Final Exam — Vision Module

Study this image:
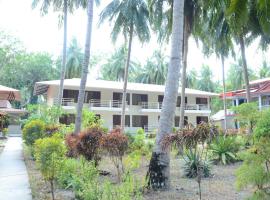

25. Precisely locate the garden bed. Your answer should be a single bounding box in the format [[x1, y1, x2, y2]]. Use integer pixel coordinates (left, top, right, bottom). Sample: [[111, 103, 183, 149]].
[[23, 145, 75, 200], [99, 155, 251, 200]]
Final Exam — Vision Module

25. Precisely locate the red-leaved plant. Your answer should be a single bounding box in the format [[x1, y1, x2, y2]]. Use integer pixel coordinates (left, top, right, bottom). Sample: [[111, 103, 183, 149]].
[[101, 128, 128, 182]]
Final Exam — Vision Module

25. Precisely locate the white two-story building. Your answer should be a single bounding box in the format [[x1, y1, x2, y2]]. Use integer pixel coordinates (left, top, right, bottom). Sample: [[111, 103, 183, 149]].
[[34, 79, 218, 133]]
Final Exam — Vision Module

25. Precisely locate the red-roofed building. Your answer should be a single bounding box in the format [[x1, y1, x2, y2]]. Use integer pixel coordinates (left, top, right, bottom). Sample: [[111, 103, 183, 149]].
[[221, 78, 270, 110]]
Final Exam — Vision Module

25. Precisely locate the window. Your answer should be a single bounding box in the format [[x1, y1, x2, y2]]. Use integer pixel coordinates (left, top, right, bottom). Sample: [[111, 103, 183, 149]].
[[196, 116, 209, 124], [132, 115, 148, 128], [174, 116, 188, 127], [176, 96, 188, 107], [85, 91, 101, 103], [113, 92, 130, 105], [159, 95, 187, 107], [132, 94, 148, 105], [113, 115, 130, 127], [196, 97, 208, 104], [63, 90, 79, 102]]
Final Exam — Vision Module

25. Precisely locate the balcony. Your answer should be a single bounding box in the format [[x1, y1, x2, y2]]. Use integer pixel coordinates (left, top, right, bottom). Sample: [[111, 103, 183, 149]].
[[140, 102, 210, 113], [89, 100, 128, 111]]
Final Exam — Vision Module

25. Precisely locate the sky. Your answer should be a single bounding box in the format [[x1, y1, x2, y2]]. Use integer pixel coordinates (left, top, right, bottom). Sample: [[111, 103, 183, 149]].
[[0, 0, 269, 82]]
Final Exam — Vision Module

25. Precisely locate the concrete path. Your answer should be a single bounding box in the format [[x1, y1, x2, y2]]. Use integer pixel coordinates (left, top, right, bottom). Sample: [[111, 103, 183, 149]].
[[0, 137, 32, 200]]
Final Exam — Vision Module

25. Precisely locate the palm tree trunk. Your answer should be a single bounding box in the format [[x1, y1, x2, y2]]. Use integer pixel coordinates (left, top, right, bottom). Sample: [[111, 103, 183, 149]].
[[239, 35, 251, 103], [120, 25, 133, 132], [57, 0, 68, 107], [74, 0, 94, 134], [221, 55, 228, 131], [179, 17, 189, 129], [147, 0, 185, 190]]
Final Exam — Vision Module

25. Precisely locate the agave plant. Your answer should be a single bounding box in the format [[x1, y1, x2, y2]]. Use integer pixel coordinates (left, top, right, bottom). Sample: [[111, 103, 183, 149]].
[[183, 150, 211, 178], [209, 136, 240, 165]]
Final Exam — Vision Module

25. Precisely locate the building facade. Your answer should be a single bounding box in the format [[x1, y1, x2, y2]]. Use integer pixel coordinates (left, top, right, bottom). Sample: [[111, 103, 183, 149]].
[[34, 79, 218, 133]]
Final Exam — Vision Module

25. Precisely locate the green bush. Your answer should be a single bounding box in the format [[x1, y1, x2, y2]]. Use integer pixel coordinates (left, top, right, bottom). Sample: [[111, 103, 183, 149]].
[[34, 134, 66, 200], [183, 150, 211, 178], [22, 119, 46, 146], [209, 135, 240, 165]]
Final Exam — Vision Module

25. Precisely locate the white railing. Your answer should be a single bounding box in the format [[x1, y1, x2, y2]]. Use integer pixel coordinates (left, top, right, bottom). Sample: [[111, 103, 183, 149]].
[[89, 100, 127, 108], [143, 125, 158, 133], [140, 102, 210, 111], [54, 98, 75, 106]]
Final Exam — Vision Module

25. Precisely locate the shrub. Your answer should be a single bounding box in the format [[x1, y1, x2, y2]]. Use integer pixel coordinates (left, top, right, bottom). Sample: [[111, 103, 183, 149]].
[[45, 124, 60, 137], [209, 135, 240, 165], [183, 150, 211, 178], [82, 109, 101, 129], [0, 114, 9, 131], [102, 128, 128, 182], [22, 119, 45, 146], [2, 128, 8, 137], [65, 133, 79, 157], [76, 125, 104, 166], [34, 134, 66, 200]]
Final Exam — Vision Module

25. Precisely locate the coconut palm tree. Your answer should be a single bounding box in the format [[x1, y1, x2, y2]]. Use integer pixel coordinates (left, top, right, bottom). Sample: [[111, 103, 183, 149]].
[[259, 60, 270, 79], [148, 0, 201, 128], [32, 0, 83, 106], [99, 0, 150, 132], [74, 0, 95, 134], [101, 45, 138, 81], [185, 69, 197, 88], [65, 38, 84, 78], [135, 50, 168, 85], [147, 0, 185, 190]]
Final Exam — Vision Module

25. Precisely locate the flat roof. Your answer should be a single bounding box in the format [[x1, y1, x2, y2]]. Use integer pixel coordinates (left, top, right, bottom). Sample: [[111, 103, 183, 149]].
[[35, 79, 218, 97]]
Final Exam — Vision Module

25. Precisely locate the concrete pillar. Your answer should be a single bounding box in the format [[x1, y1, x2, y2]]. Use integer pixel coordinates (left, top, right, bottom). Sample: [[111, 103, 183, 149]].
[[258, 95, 262, 111]]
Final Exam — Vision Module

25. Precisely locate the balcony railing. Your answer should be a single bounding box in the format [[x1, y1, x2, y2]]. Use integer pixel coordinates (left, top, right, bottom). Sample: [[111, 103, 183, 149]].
[[54, 98, 75, 106], [141, 102, 210, 111], [89, 100, 127, 108]]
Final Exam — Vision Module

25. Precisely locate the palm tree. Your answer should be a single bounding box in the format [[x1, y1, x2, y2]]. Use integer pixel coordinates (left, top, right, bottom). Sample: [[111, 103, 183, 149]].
[[259, 60, 270, 79], [65, 38, 84, 78], [147, 0, 185, 190], [185, 69, 197, 88], [196, 0, 234, 131], [148, 0, 201, 129], [99, 0, 150, 132], [74, 0, 95, 134], [135, 50, 168, 85], [101, 45, 138, 81], [32, 0, 79, 107]]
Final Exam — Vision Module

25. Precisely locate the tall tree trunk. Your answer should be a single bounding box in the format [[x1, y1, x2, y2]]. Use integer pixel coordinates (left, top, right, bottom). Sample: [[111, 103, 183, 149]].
[[179, 17, 190, 129], [120, 25, 133, 132], [221, 55, 228, 131], [147, 0, 185, 190], [239, 35, 251, 103], [57, 0, 68, 107], [74, 0, 93, 134]]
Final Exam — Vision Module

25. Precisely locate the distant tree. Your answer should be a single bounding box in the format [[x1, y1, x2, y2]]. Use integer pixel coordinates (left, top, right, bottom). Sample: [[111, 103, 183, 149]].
[[185, 69, 197, 89], [99, 0, 150, 132], [136, 50, 168, 85], [197, 65, 215, 92], [101, 46, 138, 81], [65, 38, 84, 79], [259, 60, 270, 79]]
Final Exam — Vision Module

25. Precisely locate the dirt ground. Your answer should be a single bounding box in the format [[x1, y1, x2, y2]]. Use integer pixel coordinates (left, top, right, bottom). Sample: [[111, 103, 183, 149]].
[[99, 155, 251, 200]]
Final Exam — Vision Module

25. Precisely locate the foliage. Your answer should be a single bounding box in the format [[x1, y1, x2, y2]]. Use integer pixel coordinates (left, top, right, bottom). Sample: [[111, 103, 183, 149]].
[[236, 139, 270, 200], [82, 109, 102, 129], [34, 134, 66, 200], [65, 133, 79, 157], [209, 135, 240, 165], [1, 128, 8, 137], [196, 65, 217, 92], [135, 50, 168, 85], [183, 150, 211, 178], [102, 128, 129, 182], [254, 109, 270, 139], [233, 102, 260, 132], [24, 105, 64, 125], [45, 124, 60, 137], [101, 45, 139, 82], [76, 126, 104, 166], [0, 32, 59, 104], [22, 119, 46, 146], [0, 113, 9, 131]]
